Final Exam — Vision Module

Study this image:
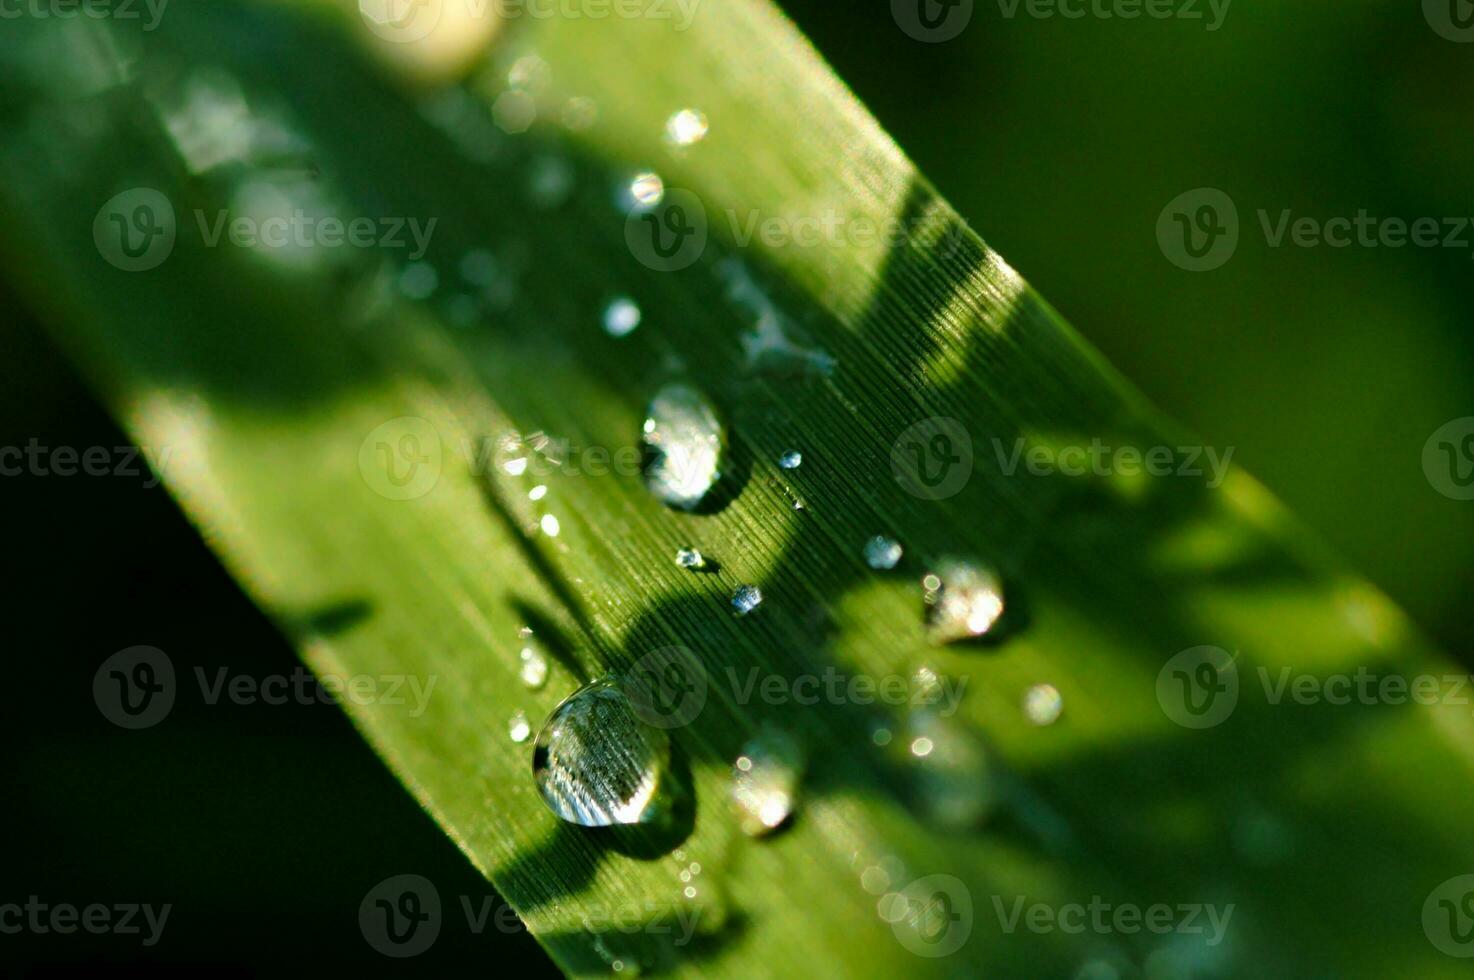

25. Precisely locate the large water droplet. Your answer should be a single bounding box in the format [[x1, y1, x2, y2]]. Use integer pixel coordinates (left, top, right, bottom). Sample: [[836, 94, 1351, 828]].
[[1023, 683, 1062, 726], [533, 679, 671, 827], [603, 296, 642, 338], [665, 109, 709, 147], [863, 535, 903, 570], [641, 384, 725, 511], [731, 585, 762, 616], [922, 559, 1006, 643], [731, 727, 803, 837]]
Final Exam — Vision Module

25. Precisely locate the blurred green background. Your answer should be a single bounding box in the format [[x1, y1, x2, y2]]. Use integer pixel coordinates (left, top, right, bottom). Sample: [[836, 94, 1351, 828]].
[[4, 0, 1471, 973]]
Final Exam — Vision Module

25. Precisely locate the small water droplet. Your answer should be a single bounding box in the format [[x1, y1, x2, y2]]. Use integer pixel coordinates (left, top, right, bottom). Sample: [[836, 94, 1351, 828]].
[[731, 727, 803, 836], [778, 450, 802, 470], [508, 710, 531, 743], [533, 679, 672, 826], [909, 736, 934, 758], [397, 262, 438, 300], [520, 644, 549, 690], [540, 514, 561, 537], [528, 484, 548, 501], [665, 108, 709, 147], [1023, 683, 1063, 726], [731, 585, 762, 616], [641, 383, 725, 511], [863, 535, 903, 570], [922, 559, 1006, 643], [911, 664, 943, 704], [492, 90, 536, 133], [504, 456, 529, 476], [870, 724, 893, 747], [629, 171, 664, 208], [675, 547, 706, 570], [603, 297, 642, 337]]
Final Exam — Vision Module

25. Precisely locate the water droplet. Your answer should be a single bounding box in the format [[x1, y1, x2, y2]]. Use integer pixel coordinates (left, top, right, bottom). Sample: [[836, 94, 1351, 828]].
[[778, 450, 802, 470], [504, 456, 529, 476], [397, 262, 438, 300], [629, 171, 665, 208], [508, 710, 531, 743], [911, 664, 943, 704], [641, 384, 725, 511], [519, 644, 549, 690], [731, 727, 803, 836], [603, 297, 642, 337], [675, 547, 706, 570], [863, 535, 903, 570], [665, 108, 708, 147], [540, 514, 561, 537], [905, 712, 993, 829], [870, 724, 893, 747], [731, 585, 762, 616], [922, 559, 1006, 643], [528, 484, 548, 501], [1023, 683, 1063, 726], [533, 679, 672, 826]]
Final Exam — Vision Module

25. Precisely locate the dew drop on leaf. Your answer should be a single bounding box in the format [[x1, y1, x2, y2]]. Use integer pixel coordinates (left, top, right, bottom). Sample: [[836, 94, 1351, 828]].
[[731, 585, 762, 616], [532, 679, 672, 827], [641, 383, 725, 511], [665, 108, 708, 147], [863, 535, 903, 570], [778, 450, 802, 470], [603, 296, 642, 337], [922, 558, 1006, 643], [731, 727, 803, 837], [1023, 683, 1063, 726], [508, 710, 531, 743], [675, 547, 706, 570]]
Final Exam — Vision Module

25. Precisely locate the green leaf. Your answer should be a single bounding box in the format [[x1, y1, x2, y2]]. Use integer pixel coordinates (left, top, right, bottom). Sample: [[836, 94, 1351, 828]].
[[3, 2, 1473, 976]]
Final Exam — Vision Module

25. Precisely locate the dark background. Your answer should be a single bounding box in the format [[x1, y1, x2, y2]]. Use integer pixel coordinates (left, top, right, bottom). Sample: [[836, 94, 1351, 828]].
[[5, 0, 1472, 975]]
